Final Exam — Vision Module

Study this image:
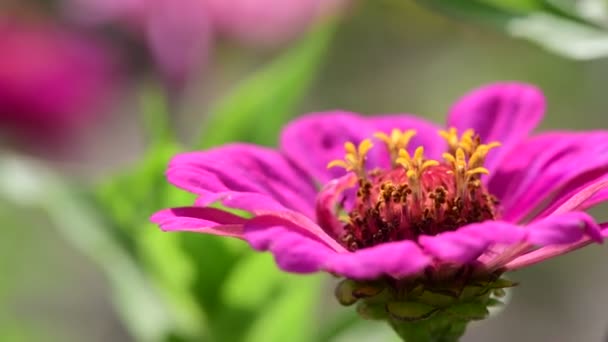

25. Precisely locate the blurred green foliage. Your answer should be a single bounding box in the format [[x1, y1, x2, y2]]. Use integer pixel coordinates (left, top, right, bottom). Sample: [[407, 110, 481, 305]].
[[418, 0, 608, 60]]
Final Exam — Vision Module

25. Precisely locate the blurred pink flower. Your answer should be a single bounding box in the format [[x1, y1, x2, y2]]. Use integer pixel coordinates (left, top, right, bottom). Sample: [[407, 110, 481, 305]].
[[0, 16, 121, 145], [64, 0, 211, 86], [63, 0, 346, 84]]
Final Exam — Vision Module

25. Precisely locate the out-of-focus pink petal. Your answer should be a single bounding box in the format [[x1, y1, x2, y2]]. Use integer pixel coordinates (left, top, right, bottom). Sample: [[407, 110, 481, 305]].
[[151, 207, 247, 238], [447, 82, 545, 172], [419, 212, 600, 264], [166, 144, 318, 218], [64, 0, 210, 86], [490, 132, 608, 222], [324, 241, 431, 280], [280, 111, 443, 184], [145, 0, 211, 86], [0, 16, 120, 142], [205, 0, 346, 46]]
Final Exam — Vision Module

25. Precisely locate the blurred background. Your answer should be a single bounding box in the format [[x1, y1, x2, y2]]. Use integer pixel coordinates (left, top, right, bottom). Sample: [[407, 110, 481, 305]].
[[1, 0, 608, 341]]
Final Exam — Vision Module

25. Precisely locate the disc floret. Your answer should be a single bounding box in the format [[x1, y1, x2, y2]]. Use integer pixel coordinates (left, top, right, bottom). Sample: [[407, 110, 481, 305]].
[[328, 128, 500, 251]]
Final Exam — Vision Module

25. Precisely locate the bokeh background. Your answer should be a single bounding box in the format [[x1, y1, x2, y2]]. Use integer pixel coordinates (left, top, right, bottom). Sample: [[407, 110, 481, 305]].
[[2, 1, 608, 341]]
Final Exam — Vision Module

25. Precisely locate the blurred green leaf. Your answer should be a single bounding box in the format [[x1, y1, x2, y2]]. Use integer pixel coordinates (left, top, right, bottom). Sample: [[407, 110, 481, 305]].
[[417, 0, 608, 60], [0, 155, 175, 341], [220, 253, 284, 310], [243, 275, 324, 342], [197, 17, 338, 148]]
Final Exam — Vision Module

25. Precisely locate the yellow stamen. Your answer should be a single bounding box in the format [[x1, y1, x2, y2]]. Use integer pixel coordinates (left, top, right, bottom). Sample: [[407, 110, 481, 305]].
[[396, 146, 440, 199], [468, 142, 501, 169], [439, 127, 460, 151], [327, 139, 374, 177], [374, 129, 417, 167]]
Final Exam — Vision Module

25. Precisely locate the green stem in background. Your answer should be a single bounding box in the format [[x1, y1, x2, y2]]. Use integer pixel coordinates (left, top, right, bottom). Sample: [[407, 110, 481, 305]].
[[140, 81, 176, 146]]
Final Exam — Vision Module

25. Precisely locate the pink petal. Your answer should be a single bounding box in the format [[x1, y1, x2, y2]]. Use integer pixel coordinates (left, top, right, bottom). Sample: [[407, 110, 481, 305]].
[[280, 111, 443, 184], [150, 206, 247, 238], [489, 131, 608, 222], [145, 0, 211, 85], [419, 212, 600, 264], [243, 215, 337, 273], [419, 221, 527, 263], [506, 221, 608, 271], [447, 82, 545, 172], [166, 143, 317, 218], [324, 241, 431, 280], [243, 215, 430, 279], [315, 173, 358, 240]]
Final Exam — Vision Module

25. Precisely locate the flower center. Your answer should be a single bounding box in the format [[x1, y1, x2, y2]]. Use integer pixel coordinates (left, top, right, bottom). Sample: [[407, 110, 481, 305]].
[[328, 128, 501, 251]]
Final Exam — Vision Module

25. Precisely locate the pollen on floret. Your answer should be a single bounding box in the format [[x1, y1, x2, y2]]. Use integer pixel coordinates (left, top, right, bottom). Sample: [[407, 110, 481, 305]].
[[329, 127, 501, 251]]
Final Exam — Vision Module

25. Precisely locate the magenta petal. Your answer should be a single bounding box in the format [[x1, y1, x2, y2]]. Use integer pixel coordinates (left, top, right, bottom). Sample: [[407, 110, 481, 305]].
[[243, 215, 430, 279], [539, 176, 608, 218], [419, 212, 599, 264], [150, 207, 247, 237], [490, 131, 608, 222], [526, 212, 601, 245], [419, 221, 527, 263], [166, 143, 317, 217], [243, 215, 336, 273], [506, 221, 607, 271], [447, 83, 545, 172], [315, 173, 358, 240], [280, 111, 443, 184], [324, 241, 431, 280]]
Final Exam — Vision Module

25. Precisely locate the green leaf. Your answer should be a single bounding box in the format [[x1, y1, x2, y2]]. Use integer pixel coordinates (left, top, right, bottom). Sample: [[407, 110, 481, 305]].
[[0, 156, 176, 341], [196, 17, 338, 148], [417, 0, 608, 60], [220, 252, 284, 310], [243, 275, 324, 342]]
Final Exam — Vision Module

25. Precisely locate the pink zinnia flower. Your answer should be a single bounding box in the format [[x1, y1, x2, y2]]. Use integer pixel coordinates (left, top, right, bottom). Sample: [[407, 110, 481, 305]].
[[152, 83, 608, 337], [0, 16, 120, 145], [63, 0, 346, 84], [64, 0, 211, 86]]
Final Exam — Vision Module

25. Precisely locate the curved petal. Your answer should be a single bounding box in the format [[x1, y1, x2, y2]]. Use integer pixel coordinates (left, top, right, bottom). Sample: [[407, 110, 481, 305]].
[[447, 82, 545, 172], [280, 111, 443, 184], [166, 143, 318, 218], [489, 131, 608, 222], [419, 212, 600, 264], [243, 214, 430, 279], [315, 173, 358, 240], [506, 221, 607, 271], [324, 241, 431, 280], [419, 221, 527, 263], [243, 215, 338, 273], [539, 175, 608, 218], [150, 206, 247, 238]]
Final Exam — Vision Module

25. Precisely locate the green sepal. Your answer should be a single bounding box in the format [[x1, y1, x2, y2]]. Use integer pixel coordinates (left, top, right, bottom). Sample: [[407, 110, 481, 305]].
[[443, 302, 490, 321], [386, 301, 439, 322], [356, 301, 388, 320], [334, 279, 386, 306]]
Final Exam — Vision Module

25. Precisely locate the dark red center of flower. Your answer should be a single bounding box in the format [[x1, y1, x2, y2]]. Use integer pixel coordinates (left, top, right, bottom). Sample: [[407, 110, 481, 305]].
[[328, 128, 501, 251]]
